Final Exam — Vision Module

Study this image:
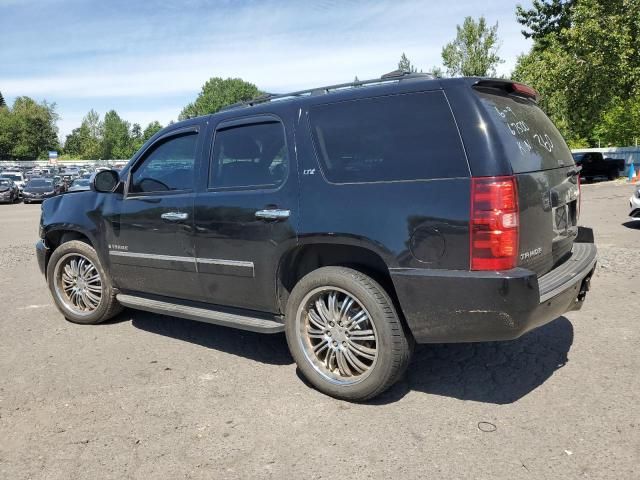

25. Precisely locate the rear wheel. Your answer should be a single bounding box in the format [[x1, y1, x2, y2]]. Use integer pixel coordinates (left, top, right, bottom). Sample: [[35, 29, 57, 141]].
[[285, 267, 412, 401], [47, 240, 122, 324], [608, 168, 618, 180]]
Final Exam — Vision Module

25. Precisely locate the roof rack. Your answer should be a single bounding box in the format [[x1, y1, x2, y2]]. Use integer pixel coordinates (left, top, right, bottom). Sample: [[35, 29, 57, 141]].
[[220, 70, 435, 111]]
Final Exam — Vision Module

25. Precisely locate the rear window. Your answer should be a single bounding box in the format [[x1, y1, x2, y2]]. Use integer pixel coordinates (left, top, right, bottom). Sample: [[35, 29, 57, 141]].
[[476, 90, 573, 173], [308, 91, 468, 183]]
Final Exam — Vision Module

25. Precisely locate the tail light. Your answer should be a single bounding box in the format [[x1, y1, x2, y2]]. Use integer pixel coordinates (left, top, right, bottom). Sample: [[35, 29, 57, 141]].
[[470, 176, 519, 270]]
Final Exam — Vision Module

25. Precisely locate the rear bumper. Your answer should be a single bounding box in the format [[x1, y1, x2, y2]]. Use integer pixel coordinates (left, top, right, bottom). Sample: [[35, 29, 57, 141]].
[[391, 234, 597, 343]]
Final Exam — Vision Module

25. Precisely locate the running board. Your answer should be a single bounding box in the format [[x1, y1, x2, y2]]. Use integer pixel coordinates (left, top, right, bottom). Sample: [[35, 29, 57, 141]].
[[116, 294, 285, 334]]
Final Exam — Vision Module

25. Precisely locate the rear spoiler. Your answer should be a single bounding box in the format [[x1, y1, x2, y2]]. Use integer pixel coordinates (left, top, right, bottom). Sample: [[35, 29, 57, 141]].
[[473, 79, 540, 103]]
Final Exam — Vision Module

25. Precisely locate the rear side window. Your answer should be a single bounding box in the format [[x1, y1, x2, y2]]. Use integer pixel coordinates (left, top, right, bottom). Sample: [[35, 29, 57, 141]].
[[475, 90, 574, 173], [308, 91, 468, 183], [210, 121, 288, 189]]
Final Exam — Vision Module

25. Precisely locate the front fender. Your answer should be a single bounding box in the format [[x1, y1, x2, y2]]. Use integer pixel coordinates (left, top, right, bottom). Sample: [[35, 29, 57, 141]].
[[41, 192, 110, 270]]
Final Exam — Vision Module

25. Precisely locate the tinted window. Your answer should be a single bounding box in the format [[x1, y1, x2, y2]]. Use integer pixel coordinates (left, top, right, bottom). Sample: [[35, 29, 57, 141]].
[[0, 179, 11, 187], [475, 90, 574, 173], [131, 132, 198, 193], [210, 121, 288, 189], [308, 92, 467, 183]]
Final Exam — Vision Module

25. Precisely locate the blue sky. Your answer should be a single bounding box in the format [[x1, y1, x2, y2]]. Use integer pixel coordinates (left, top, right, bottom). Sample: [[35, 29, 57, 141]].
[[0, 0, 533, 139]]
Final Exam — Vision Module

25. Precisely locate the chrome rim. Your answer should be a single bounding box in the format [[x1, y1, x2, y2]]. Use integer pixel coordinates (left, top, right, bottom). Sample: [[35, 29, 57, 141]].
[[53, 253, 103, 316], [297, 287, 378, 385]]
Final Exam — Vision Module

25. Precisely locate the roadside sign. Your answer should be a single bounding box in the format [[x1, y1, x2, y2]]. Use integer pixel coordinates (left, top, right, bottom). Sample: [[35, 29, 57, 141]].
[[48, 151, 58, 165]]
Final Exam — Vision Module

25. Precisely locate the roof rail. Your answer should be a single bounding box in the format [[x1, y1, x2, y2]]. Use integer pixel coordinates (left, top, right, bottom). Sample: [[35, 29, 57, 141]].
[[220, 70, 435, 111]]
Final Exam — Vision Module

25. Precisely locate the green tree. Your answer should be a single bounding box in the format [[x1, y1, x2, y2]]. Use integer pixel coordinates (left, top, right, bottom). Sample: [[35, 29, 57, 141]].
[[594, 95, 640, 147], [398, 53, 418, 73], [7, 97, 59, 159], [63, 127, 84, 157], [102, 110, 132, 159], [441, 16, 503, 77], [516, 0, 575, 45], [66, 109, 102, 159], [430, 66, 444, 78], [142, 121, 163, 142], [513, 0, 640, 146], [179, 77, 260, 120], [131, 123, 142, 140], [0, 106, 15, 158], [0, 91, 6, 108], [129, 123, 143, 154]]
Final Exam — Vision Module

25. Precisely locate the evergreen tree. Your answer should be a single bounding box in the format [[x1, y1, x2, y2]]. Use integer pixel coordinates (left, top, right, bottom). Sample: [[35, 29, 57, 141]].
[[398, 53, 418, 73]]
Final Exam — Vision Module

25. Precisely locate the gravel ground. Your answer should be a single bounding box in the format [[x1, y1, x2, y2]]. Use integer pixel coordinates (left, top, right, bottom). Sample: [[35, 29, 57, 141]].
[[0, 181, 638, 480]]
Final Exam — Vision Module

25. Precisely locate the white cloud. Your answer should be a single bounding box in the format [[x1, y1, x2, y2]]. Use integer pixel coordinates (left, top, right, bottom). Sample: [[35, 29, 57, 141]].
[[1, 0, 532, 138]]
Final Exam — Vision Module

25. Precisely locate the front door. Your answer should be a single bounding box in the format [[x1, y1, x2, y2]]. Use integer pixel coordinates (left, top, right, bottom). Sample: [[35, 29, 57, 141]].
[[104, 125, 203, 300], [193, 113, 298, 312]]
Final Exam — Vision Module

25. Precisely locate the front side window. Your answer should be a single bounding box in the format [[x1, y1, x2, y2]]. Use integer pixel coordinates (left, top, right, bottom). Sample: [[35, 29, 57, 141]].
[[210, 121, 288, 189], [130, 131, 198, 194]]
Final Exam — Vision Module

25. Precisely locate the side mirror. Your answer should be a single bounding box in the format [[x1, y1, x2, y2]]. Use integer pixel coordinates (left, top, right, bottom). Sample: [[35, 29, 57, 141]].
[[92, 170, 120, 193]]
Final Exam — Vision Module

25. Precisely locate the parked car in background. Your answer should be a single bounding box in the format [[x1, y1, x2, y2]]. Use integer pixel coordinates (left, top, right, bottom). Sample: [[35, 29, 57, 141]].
[[572, 152, 625, 181], [0, 171, 26, 195], [67, 178, 91, 192], [0, 178, 19, 203], [630, 186, 640, 218], [22, 177, 57, 204]]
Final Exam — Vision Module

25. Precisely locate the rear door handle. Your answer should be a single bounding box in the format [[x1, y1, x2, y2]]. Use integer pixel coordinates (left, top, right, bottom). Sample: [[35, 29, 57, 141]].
[[161, 212, 189, 221], [255, 209, 291, 220]]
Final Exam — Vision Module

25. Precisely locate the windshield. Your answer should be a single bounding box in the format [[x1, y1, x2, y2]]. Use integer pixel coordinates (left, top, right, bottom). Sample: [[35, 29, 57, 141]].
[[572, 153, 586, 163], [28, 179, 53, 187], [71, 179, 90, 187]]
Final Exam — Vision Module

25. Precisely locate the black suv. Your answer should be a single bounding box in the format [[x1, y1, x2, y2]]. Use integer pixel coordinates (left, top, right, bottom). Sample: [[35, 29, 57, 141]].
[[36, 73, 597, 401]]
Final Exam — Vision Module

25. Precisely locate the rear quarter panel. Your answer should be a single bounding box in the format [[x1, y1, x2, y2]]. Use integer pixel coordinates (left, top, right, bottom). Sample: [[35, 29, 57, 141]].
[[294, 96, 471, 270]]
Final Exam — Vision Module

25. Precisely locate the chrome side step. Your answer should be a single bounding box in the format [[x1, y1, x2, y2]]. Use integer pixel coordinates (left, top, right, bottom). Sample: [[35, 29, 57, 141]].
[[116, 294, 285, 334]]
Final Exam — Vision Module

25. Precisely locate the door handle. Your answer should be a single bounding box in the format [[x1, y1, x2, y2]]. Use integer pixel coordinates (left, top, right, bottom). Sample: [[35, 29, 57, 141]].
[[161, 212, 189, 221], [255, 209, 291, 220]]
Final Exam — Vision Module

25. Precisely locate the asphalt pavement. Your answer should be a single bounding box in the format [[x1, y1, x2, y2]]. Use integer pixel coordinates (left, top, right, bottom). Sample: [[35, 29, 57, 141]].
[[0, 180, 638, 479]]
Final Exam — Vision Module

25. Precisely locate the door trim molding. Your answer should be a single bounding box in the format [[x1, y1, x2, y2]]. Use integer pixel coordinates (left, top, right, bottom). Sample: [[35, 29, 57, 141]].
[[108, 251, 254, 277]]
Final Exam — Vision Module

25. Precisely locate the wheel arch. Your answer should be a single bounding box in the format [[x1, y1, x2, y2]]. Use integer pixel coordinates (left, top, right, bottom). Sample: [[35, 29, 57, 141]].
[[43, 227, 98, 275], [276, 241, 402, 317]]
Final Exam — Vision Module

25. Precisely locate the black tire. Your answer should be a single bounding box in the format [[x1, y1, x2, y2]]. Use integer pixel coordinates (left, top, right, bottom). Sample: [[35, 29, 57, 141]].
[[47, 240, 122, 324], [285, 266, 412, 401], [608, 169, 618, 181]]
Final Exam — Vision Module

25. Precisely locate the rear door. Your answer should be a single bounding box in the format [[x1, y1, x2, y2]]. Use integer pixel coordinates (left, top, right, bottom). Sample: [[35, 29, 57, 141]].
[[474, 88, 579, 276], [192, 112, 298, 313]]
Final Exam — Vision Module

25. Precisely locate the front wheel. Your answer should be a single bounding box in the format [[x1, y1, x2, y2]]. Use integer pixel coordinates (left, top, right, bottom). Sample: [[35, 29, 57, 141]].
[[285, 267, 412, 401], [47, 240, 122, 324]]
